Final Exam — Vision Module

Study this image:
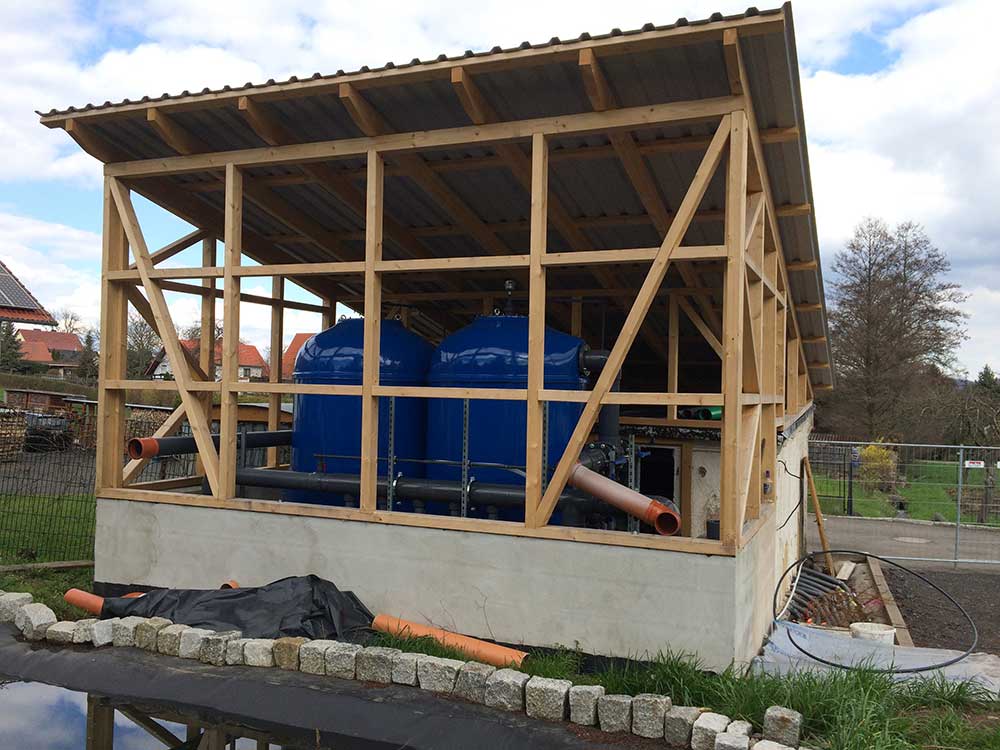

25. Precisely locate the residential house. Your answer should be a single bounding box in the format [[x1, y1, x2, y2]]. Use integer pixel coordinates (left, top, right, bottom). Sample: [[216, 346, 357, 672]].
[[16, 329, 83, 378], [145, 339, 268, 382], [280, 332, 315, 381]]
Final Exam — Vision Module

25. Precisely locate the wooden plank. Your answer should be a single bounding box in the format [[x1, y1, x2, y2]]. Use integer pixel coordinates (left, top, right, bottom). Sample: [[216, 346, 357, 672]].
[[267, 275, 283, 467], [106, 95, 744, 178], [540, 390, 723, 405], [374, 385, 524, 401], [0, 559, 93, 574], [524, 132, 548, 527], [104, 379, 220, 391], [195, 235, 216, 478], [735, 404, 761, 532], [533, 116, 731, 528], [218, 164, 243, 500], [110, 179, 221, 495], [101, 485, 734, 556], [232, 382, 362, 395], [867, 556, 915, 647], [836, 560, 857, 581], [676, 295, 723, 358], [786, 259, 818, 272], [667, 295, 679, 420], [233, 261, 366, 277], [96, 177, 129, 492], [542, 245, 726, 265], [719, 109, 748, 549], [803, 456, 835, 575], [359, 149, 384, 513]]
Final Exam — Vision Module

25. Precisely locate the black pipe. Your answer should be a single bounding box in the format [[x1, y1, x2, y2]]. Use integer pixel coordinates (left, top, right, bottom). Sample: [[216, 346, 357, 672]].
[[130, 430, 292, 459], [235, 466, 609, 513]]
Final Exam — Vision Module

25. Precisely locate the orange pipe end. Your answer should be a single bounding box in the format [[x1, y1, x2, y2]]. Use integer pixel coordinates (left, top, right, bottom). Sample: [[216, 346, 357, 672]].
[[220, 580, 240, 589], [372, 614, 527, 668], [122, 592, 144, 599], [127, 437, 159, 460], [64, 588, 105, 615], [643, 499, 681, 536]]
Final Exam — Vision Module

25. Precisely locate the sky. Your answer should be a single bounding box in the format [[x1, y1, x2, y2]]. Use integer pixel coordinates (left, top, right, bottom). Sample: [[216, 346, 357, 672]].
[[0, 0, 998, 374]]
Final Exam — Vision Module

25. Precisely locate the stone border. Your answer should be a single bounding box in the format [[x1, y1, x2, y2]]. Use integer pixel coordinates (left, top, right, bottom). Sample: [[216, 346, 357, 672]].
[[0, 592, 812, 749]]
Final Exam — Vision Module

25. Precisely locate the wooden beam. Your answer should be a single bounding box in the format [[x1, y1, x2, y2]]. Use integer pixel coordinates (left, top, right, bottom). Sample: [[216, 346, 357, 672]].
[[776, 203, 812, 218], [360, 149, 384, 513], [267, 275, 283, 466], [676, 295, 723, 358], [533, 116, 731, 528], [722, 29, 744, 95], [147, 107, 209, 155], [667, 295, 679, 420], [110, 178, 222, 495], [119, 706, 184, 747], [106, 95, 744, 178], [66, 118, 129, 162], [786, 259, 818, 272], [719, 109, 748, 549], [96, 177, 128, 491], [86, 696, 115, 750], [127, 228, 208, 270], [122, 405, 187, 485], [524, 133, 548, 527], [219, 164, 243, 500]]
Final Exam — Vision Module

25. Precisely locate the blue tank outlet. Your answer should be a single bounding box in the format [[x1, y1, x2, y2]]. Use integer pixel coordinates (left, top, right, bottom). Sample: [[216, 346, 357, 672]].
[[425, 315, 587, 521], [291, 318, 432, 506]]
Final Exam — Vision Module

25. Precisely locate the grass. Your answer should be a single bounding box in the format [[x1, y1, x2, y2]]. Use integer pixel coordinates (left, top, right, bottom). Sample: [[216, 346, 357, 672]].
[[373, 633, 1000, 750], [0, 565, 93, 622], [813, 458, 1000, 526], [0, 494, 95, 565]]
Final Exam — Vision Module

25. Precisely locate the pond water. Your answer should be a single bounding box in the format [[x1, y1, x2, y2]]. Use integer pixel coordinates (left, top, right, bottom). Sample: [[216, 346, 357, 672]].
[[0, 681, 266, 749]]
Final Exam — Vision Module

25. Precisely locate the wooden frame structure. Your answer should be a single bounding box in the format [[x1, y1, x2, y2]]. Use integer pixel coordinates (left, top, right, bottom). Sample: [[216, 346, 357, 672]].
[[63, 10, 824, 558]]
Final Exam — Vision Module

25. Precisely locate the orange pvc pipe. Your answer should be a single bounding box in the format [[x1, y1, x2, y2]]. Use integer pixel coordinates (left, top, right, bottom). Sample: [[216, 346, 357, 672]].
[[64, 588, 104, 615], [372, 614, 527, 668], [567, 463, 681, 535], [127, 437, 160, 460]]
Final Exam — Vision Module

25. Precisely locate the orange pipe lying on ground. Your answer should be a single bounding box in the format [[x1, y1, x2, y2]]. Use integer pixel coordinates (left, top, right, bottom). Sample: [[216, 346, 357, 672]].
[[372, 614, 527, 668], [64, 588, 104, 615]]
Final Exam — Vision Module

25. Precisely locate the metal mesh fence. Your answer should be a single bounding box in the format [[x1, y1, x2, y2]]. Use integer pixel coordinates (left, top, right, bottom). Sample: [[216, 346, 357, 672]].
[[808, 439, 1000, 565]]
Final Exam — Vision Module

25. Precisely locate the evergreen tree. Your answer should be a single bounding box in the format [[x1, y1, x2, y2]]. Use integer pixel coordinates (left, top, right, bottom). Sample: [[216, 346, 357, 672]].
[[0, 323, 23, 372], [76, 328, 99, 382], [977, 364, 1000, 396]]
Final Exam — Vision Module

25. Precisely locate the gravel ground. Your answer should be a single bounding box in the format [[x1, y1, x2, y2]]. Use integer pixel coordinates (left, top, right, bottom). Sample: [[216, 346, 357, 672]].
[[884, 566, 1000, 654]]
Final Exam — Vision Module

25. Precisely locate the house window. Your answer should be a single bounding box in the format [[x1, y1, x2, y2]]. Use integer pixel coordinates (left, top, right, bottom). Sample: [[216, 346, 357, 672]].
[[241, 367, 251, 379]]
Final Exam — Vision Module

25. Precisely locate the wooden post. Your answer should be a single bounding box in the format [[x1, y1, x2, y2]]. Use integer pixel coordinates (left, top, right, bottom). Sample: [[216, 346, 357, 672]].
[[322, 295, 337, 329], [667, 295, 679, 420], [267, 275, 284, 467], [86, 695, 115, 750], [360, 148, 384, 512], [219, 164, 243, 499], [719, 110, 748, 549], [96, 177, 129, 492], [195, 236, 216, 478], [570, 297, 582, 338], [524, 133, 548, 526]]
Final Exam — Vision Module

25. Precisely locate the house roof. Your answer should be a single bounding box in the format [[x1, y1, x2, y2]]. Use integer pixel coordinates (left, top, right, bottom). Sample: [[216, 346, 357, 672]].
[[19, 340, 52, 363], [0, 261, 56, 326], [281, 333, 315, 379], [18, 329, 83, 351], [178, 339, 268, 368], [39, 3, 832, 388]]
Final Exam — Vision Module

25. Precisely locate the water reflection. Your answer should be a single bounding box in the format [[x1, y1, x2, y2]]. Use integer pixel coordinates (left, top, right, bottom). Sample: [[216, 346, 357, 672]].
[[0, 681, 266, 749]]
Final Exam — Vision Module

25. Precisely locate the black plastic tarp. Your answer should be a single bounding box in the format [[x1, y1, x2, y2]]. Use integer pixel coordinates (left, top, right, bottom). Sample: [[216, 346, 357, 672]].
[[101, 575, 374, 642]]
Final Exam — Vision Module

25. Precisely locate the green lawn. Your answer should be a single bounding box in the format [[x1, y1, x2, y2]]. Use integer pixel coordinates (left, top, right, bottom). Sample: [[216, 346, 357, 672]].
[[812, 459, 1000, 526], [0, 565, 93, 622], [0, 494, 96, 564]]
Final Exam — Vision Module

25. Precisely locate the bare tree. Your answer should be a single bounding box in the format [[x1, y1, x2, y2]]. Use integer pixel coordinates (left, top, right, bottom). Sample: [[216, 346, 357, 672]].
[[54, 307, 83, 334], [820, 218, 967, 439]]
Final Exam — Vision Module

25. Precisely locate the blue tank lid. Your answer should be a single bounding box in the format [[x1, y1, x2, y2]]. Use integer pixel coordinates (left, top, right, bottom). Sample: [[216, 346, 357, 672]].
[[294, 318, 432, 385], [429, 315, 585, 387]]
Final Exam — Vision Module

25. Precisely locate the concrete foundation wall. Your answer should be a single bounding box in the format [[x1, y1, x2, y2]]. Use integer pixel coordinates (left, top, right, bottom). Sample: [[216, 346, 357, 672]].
[[96, 500, 742, 669]]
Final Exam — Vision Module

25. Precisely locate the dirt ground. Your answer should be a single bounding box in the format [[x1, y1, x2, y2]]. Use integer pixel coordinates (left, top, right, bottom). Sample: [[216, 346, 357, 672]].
[[884, 566, 1000, 654]]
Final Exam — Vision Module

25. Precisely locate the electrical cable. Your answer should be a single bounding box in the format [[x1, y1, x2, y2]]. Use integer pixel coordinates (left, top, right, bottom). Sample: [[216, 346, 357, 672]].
[[776, 458, 804, 530], [772, 549, 978, 674]]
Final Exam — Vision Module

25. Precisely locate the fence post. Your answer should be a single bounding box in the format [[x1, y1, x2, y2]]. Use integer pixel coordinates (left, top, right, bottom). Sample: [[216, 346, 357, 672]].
[[847, 454, 854, 516], [955, 446, 963, 567]]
